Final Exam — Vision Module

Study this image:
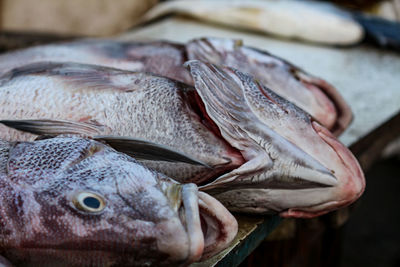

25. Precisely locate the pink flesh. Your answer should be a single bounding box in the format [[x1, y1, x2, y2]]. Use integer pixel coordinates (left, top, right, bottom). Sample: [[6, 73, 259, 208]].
[[280, 121, 365, 218], [189, 90, 245, 184], [198, 192, 238, 260]]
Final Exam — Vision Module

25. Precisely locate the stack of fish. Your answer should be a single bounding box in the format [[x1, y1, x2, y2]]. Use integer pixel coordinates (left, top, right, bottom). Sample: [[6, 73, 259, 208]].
[[0, 37, 365, 266]]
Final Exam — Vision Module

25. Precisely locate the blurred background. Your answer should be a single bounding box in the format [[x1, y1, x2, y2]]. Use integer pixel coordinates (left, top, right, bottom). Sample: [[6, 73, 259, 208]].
[[0, 0, 398, 36]]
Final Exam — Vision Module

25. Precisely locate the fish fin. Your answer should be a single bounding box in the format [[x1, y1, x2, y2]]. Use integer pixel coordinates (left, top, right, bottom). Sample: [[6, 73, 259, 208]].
[[186, 37, 244, 63], [0, 119, 102, 136], [0, 119, 209, 166], [0, 62, 141, 92], [95, 136, 210, 166], [187, 60, 337, 188]]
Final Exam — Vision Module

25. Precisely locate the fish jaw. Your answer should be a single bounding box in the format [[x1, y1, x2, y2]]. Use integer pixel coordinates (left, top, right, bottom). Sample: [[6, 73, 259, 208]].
[[179, 183, 204, 263], [186, 60, 365, 218], [186, 37, 352, 135], [160, 182, 238, 262], [135, 179, 205, 264], [197, 192, 238, 260], [278, 121, 365, 218]]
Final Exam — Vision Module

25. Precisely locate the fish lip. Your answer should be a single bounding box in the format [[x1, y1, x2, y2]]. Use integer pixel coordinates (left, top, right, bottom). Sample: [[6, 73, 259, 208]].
[[281, 123, 365, 218], [197, 192, 238, 260], [277, 122, 365, 218], [179, 183, 204, 263], [312, 121, 365, 200]]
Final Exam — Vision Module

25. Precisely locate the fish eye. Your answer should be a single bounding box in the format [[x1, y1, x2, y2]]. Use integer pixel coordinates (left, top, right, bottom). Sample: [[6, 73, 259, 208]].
[[72, 192, 106, 213]]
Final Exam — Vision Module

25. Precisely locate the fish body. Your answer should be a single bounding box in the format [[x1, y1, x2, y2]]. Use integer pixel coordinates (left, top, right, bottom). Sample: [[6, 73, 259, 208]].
[[0, 136, 238, 266], [0, 61, 364, 218], [0, 37, 351, 133], [0, 62, 244, 184]]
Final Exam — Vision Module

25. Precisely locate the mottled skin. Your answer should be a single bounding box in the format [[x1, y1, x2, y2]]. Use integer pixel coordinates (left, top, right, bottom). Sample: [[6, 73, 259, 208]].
[[0, 137, 238, 266], [0, 63, 243, 184], [186, 61, 365, 218], [0, 37, 350, 134]]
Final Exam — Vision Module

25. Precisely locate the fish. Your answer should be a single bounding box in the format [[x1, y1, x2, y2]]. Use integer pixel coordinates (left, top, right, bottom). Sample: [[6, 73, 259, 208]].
[[0, 39, 193, 85], [0, 136, 238, 266], [185, 60, 365, 218], [0, 61, 365, 218], [143, 0, 364, 45], [0, 37, 351, 134]]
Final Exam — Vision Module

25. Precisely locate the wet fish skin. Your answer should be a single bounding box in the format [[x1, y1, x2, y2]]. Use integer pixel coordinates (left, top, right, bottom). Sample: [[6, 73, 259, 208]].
[[186, 60, 365, 218], [0, 136, 238, 265], [0, 62, 244, 184], [0, 37, 351, 133]]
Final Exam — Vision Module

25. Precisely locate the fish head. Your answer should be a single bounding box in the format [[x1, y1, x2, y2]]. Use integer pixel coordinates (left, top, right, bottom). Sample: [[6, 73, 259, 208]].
[[3, 137, 236, 265], [185, 60, 365, 218], [186, 37, 352, 135]]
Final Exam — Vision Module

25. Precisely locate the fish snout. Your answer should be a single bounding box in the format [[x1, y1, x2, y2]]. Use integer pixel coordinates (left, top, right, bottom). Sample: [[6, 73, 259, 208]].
[[279, 122, 366, 218], [158, 182, 238, 262], [312, 121, 365, 205], [158, 182, 204, 264]]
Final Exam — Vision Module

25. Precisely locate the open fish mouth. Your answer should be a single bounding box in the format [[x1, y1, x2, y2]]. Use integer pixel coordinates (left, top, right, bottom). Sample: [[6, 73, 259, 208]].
[[197, 192, 237, 260], [171, 184, 237, 262], [185, 60, 365, 218]]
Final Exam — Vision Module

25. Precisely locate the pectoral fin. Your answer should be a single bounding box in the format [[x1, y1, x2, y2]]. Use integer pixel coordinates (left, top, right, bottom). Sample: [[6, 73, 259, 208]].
[[95, 136, 210, 166], [0, 119, 209, 166], [0, 119, 102, 136]]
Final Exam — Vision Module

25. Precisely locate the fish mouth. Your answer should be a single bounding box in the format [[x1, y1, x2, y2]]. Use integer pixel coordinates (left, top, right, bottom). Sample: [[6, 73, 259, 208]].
[[272, 122, 365, 218], [177, 183, 204, 263], [177, 185, 237, 262], [197, 192, 238, 260]]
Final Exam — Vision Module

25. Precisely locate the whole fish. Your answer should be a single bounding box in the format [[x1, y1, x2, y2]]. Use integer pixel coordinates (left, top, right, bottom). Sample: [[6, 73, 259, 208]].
[[0, 61, 364, 218], [143, 0, 364, 45], [0, 136, 237, 266], [0, 37, 351, 134]]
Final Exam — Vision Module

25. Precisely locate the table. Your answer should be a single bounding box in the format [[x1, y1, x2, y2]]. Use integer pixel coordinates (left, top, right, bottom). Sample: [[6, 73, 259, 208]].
[[120, 16, 400, 266]]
